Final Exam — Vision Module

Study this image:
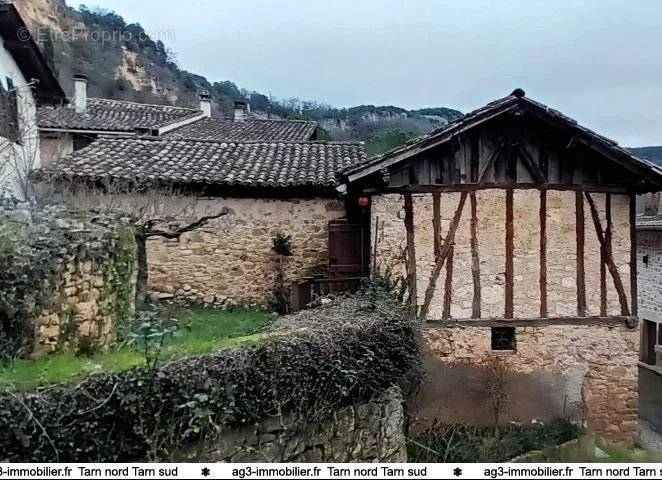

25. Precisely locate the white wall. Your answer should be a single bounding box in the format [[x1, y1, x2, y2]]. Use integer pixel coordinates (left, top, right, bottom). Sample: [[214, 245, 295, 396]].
[[0, 36, 40, 199]]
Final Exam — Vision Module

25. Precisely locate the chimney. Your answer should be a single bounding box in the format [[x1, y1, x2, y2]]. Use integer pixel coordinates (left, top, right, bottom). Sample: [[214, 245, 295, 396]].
[[199, 91, 212, 118], [233, 100, 249, 121], [73, 74, 88, 113]]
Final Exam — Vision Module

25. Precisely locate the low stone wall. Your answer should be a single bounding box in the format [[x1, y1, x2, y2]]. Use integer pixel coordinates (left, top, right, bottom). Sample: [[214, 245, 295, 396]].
[[146, 196, 346, 308], [0, 206, 137, 359], [416, 323, 639, 447], [177, 387, 407, 462]]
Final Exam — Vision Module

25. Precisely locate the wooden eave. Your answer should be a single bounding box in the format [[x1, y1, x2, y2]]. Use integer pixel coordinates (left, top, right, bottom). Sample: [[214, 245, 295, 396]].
[[341, 94, 662, 193]]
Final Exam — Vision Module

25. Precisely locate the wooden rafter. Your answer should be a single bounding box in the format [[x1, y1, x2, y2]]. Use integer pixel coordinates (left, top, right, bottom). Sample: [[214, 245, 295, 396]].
[[477, 138, 506, 184], [516, 144, 546, 183], [419, 192, 468, 319], [584, 192, 630, 316]]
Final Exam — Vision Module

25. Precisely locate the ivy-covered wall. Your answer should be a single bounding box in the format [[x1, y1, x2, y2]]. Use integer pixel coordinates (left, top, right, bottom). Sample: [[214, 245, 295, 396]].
[[0, 204, 137, 359]]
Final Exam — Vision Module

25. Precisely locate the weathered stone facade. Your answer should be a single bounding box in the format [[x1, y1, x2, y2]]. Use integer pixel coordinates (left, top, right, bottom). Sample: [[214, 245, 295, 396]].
[[146, 196, 346, 307], [422, 325, 639, 447], [176, 387, 406, 462], [638, 230, 662, 324]]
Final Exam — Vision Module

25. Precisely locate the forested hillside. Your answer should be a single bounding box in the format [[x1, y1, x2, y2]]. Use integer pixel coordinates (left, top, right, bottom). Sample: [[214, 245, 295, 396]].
[[16, 0, 463, 153], [629, 147, 662, 166]]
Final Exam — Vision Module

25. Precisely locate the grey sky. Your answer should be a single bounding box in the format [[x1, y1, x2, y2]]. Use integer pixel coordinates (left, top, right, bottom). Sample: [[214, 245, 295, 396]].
[[71, 0, 662, 146]]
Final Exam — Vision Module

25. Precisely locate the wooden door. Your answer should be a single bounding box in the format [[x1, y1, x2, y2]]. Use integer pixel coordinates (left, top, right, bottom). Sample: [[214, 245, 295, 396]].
[[328, 220, 369, 277]]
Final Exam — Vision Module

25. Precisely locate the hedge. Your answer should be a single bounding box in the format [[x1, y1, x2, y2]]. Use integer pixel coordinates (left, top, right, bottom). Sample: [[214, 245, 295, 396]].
[[0, 294, 420, 461]]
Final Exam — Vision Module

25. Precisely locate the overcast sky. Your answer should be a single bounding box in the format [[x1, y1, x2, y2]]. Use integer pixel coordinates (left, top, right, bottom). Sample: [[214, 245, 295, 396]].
[[71, 0, 662, 146]]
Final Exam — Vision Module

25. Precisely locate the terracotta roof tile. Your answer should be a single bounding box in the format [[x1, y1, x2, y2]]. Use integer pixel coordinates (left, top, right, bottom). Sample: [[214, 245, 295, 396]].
[[39, 137, 367, 189], [163, 117, 318, 141], [38, 98, 202, 132]]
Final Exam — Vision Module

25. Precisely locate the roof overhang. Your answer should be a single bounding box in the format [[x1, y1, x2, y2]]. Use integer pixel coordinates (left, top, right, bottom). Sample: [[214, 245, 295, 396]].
[[0, 3, 66, 104], [340, 94, 662, 192]]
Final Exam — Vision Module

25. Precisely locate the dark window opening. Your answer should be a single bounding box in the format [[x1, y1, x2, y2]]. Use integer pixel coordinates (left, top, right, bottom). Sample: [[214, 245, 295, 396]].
[[643, 254, 649, 267], [491, 327, 516, 351], [642, 320, 657, 365], [73, 134, 95, 151]]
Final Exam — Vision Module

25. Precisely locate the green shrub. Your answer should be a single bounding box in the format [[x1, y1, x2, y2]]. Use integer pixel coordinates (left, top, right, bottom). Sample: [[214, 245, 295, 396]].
[[408, 419, 580, 463], [0, 293, 420, 461]]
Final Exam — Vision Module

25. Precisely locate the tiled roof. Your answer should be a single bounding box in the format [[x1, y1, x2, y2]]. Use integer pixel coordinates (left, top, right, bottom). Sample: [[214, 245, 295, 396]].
[[39, 137, 367, 189], [637, 215, 662, 231], [163, 117, 318, 141], [38, 98, 202, 132], [342, 89, 662, 189]]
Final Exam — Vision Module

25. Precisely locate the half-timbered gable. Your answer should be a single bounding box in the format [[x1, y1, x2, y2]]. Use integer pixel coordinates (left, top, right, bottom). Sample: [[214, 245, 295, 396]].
[[341, 89, 662, 446], [343, 89, 662, 323]]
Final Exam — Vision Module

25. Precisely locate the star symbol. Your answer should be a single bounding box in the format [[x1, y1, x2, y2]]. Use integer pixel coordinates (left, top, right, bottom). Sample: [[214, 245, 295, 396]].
[[201, 467, 211, 477], [453, 467, 463, 477]]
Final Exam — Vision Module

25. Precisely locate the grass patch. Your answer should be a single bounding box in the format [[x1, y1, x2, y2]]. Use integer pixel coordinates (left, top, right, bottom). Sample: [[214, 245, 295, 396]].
[[0, 308, 272, 391]]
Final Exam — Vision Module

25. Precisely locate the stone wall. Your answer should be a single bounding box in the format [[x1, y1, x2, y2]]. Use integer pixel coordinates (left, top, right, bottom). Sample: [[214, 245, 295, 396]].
[[176, 387, 406, 462], [0, 206, 137, 359], [418, 324, 639, 447], [638, 230, 662, 324], [146, 196, 346, 307]]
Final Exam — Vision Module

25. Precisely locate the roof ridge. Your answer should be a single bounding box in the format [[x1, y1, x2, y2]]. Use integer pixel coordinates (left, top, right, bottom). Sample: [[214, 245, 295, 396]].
[[201, 117, 317, 124], [89, 97, 201, 112], [118, 135, 364, 146]]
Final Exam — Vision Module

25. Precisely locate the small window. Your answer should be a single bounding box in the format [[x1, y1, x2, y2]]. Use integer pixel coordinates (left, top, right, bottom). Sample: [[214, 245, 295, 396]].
[[491, 327, 516, 351]]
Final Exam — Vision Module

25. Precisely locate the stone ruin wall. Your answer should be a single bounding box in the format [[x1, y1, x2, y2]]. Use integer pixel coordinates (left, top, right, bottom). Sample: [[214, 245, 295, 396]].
[[176, 387, 406, 462], [1, 209, 137, 359], [146, 196, 346, 308]]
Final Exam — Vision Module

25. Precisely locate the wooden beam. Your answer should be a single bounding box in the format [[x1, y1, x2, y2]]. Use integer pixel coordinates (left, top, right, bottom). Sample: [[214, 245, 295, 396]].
[[576, 191, 586, 316], [539, 190, 547, 318], [420, 192, 468, 319], [423, 316, 638, 329], [365, 183, 634, 195], [477, 138, 506, 184], [443, 246, 454, 319], [630, 194, 638, 317], [432, 192, 441, 256], [516, 144, 546, 183], [585, 192, 630, 316], [403, 193, 417, 311], [505, 189, 514, 318], [600, 194, 610, 316], [470, 192, 482, 318]]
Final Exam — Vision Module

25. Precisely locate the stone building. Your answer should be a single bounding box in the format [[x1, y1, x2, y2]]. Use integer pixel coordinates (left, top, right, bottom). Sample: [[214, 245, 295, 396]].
[[338, 89, 662, 446], [40, 132, 366, 308], [37, 75, 321, 165], [0, 1, 65, 197]]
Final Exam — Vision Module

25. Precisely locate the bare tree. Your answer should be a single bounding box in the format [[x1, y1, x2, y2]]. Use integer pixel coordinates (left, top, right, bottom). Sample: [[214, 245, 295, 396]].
[[53, 179, 230, 308]]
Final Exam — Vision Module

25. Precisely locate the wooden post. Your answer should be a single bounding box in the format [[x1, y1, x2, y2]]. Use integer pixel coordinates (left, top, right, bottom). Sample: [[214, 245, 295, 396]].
[[539, 190, 547, 318], [403, 193, 417, 311], [576, 191, 586, 316], [505, 189, 514, 318]]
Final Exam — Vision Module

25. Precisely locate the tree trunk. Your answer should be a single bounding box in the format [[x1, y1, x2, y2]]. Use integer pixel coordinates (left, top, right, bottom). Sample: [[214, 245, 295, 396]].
[[135, 232, 149, 310]]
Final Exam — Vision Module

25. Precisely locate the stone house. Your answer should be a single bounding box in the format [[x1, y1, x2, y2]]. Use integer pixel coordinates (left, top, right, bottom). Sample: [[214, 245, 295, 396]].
[[337, 89, 662, 446], [0, 1, 65, 197], [40, 130, 366, 308]]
